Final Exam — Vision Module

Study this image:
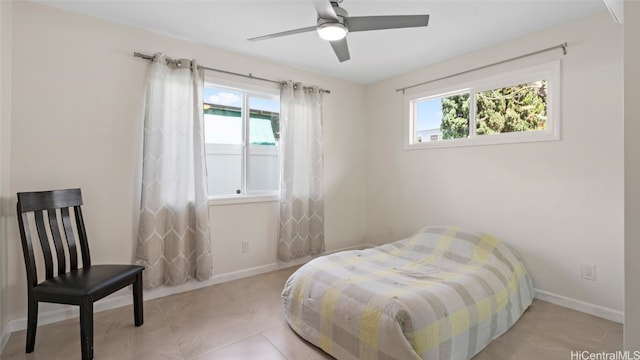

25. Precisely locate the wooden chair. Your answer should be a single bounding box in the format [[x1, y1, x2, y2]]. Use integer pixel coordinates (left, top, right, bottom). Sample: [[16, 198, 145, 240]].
[[16, 188, 144, 360]]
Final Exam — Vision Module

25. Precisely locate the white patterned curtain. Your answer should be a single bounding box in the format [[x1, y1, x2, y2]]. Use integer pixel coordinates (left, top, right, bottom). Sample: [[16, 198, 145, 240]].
[[136, 54, 213, 288], [278, 81, 325, 262]]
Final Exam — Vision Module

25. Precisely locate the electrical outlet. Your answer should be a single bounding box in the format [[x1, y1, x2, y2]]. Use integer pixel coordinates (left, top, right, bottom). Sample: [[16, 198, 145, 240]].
[[387, 227, 394, 237], [581, 264, 596, 281], [242, 239, 250, 253]]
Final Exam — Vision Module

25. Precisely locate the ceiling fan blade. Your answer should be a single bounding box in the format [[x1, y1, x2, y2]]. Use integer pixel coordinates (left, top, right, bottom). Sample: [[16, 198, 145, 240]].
[[248, 26, 317, 41], [313, 0, 338, 20], [330, 38, 350, 62], [347, 15, 429, 32]]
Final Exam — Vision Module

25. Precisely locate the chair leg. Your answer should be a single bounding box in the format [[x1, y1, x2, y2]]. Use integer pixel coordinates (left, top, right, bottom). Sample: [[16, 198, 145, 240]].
[[133, 272, 144, 326], [25, 299, 38, 353], [79, 300, 94, 360]]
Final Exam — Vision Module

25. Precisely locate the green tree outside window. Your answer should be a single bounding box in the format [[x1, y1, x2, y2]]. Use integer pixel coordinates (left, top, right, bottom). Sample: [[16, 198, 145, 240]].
[[440, 81, 547, 139]]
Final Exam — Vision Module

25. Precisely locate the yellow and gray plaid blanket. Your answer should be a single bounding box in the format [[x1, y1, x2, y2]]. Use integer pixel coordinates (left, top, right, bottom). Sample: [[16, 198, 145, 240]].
[[282, 226, 534, 360]]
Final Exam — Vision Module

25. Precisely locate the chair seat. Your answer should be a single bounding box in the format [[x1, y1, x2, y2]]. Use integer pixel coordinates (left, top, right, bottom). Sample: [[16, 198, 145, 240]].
[[33, 265, 144, 300]]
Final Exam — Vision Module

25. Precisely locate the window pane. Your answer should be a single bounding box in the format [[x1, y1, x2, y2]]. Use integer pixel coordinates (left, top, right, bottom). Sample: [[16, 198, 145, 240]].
[[475, 80, 547, 135], [247, 96, 279, 192], [204, 86, 243, 195], [206, 144, 242, 196], [248, 144, 279, 192], [248, 96, 279, 145], [415, 93, 470, 142], [204, 87, 243, 144]]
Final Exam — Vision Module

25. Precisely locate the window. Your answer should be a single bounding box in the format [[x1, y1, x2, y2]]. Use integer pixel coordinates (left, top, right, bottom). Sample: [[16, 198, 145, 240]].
[[203, 81, 280, 199], [405, 61, 560, 149]]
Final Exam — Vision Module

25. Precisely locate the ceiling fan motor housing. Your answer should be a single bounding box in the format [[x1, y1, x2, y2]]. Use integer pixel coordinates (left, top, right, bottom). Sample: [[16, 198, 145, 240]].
[[317, 3, 348, 27], [317, 3, 349, 40]]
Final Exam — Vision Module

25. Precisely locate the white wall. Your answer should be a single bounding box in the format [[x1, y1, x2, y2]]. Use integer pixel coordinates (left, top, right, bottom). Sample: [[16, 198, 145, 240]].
[[365, 11, 624, 318], [624, 1, 640, 350], [0, 0, 13, 352], [6, 1, 367, 327]]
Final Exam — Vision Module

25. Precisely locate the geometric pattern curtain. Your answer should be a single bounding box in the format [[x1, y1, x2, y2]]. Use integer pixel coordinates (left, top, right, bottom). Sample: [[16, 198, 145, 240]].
[[277, 81, 325, 262], [135, 53, 213, 288]]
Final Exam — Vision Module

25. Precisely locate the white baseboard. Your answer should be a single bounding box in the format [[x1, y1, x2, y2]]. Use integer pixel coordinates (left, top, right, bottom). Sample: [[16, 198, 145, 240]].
[[534, 288, 623, 323], [0, 324, 9, 355], [6, 243, 371, 334]]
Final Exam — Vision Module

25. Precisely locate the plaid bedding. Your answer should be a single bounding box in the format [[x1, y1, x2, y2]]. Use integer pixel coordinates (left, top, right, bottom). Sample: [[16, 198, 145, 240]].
[[282, 226, 534, 360]]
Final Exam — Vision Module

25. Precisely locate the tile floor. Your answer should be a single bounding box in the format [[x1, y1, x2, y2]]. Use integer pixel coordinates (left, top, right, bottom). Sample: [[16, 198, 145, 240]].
[[0, 267, 622, 360]]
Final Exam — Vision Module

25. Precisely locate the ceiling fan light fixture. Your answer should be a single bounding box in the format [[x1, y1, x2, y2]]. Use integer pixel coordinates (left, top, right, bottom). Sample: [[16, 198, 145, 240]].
[[317, 22, 348, 41]]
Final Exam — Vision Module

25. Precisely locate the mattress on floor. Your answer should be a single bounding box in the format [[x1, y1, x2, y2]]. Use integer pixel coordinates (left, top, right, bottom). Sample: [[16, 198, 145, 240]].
[[282, 226, 534, 360]]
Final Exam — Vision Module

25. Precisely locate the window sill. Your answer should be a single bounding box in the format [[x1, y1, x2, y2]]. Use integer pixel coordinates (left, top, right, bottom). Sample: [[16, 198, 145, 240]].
[[405, 129, 560, 150], [208, 194, 280, 206]]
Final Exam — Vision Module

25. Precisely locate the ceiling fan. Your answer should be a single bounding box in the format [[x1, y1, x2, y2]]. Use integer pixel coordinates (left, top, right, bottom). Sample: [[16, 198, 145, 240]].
[[247, 0, 430, 63]]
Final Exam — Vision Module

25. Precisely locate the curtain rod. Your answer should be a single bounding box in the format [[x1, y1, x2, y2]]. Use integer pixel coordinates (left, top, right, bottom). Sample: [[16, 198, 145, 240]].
[[133, 51, 331, 94], [395, 42, 568, 94]]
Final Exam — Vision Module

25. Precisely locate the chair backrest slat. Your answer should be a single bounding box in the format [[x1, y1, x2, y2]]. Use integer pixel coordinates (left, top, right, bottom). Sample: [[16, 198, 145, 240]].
[[47, 209, 67, 275], [74, 206, 91, 267], [17, 210, 38, 288], [61, 207, 79, 270], [16, 188, 90, 285], [33, 210, 54, 280]]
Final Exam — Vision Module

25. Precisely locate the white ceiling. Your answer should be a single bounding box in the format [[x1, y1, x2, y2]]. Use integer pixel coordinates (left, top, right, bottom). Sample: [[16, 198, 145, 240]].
[[33, 0, 608, 84]]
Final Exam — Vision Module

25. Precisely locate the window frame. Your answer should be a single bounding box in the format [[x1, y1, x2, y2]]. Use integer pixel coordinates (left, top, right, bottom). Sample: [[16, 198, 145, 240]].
[[404, 60, 561, 150], [203, 76, 281, 204]]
